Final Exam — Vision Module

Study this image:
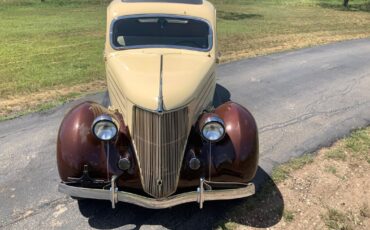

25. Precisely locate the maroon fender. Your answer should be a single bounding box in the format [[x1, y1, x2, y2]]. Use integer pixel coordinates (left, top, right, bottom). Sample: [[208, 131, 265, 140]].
[[56, 101, 134, 183], [214, 101, 259, 181], [178, 101, 258, 187]]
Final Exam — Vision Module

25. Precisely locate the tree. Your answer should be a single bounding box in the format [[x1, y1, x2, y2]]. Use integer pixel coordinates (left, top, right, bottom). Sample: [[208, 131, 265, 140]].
[[343, 0, 350, 8]]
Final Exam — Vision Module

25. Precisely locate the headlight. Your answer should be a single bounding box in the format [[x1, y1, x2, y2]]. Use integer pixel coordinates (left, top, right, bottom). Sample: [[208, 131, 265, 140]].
[[201, 115, 225, 142], [91, 115, 118, 141]]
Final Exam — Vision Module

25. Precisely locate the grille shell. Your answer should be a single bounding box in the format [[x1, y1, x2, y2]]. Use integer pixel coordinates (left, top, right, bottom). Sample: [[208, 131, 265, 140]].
[[132, 107, 189, 198]]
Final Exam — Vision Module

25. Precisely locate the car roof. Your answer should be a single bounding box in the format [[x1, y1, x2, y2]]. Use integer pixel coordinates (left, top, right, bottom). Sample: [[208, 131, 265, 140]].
[[122, 0, 203, 4], [107, 0, 215, 26]]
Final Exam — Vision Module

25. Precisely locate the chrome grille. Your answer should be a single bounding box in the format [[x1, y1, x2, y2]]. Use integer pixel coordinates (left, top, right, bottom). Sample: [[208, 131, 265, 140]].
[[132, 107, 189, 198]]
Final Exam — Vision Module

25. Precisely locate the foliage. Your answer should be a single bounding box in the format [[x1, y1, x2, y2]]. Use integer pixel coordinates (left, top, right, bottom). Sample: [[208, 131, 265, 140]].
[[0, 0, 110, 6], [271, 154, 314, 182], [283, 209, 295, 222], [326, 149, 347, 161], [0, 1, 107, 98], [321, 208, 355, 230]]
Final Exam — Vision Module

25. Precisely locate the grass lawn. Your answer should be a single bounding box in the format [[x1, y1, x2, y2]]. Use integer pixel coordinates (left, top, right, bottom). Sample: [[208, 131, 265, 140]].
[[1, 0, 370, 118], [215, 0, 370, 60]]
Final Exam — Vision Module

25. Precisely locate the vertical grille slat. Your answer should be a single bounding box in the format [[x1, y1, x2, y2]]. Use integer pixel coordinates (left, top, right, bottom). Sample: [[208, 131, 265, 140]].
[[133, 107, 189, 198]]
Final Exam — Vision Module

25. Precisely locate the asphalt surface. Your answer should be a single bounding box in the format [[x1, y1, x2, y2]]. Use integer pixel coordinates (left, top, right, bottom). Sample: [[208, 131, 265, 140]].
[[1, 39, 370, 229]]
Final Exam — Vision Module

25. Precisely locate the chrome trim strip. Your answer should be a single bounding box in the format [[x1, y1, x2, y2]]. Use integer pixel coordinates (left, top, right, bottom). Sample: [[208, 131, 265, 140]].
[[109, 14, 214, 52], [58, 182, 255, 209], [202, 116, 225, 127], [157, 55, 164, 112], [111, 175, 118, 208], [199, 178, 205, 209]]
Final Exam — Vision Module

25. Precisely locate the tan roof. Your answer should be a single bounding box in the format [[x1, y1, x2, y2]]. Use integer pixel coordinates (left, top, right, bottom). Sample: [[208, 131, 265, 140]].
[[107, 0, 216, 26]]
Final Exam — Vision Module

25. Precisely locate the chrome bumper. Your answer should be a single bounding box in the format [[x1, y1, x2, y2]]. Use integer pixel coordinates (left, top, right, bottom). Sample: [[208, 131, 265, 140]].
[[58, 179, 255, 209]]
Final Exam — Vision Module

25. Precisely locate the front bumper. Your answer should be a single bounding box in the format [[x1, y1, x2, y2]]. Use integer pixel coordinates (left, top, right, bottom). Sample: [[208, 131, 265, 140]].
[[58, 179, 255, 209]]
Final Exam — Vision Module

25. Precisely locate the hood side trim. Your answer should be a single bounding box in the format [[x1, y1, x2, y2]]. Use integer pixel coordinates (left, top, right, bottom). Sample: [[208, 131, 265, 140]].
[[157, 54, 164, 113]]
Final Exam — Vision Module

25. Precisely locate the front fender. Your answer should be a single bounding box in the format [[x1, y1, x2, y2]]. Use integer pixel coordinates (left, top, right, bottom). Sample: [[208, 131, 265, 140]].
[[56, 102, 129, 182], [214, 101, 259, 181], [179, 101, 258, 186]]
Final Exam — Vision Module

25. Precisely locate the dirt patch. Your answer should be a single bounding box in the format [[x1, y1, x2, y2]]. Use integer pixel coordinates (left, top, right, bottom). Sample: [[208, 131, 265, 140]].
[[218, 129, 370, 230], [0, 80, 106, 118], [271, 148, 370, 229]]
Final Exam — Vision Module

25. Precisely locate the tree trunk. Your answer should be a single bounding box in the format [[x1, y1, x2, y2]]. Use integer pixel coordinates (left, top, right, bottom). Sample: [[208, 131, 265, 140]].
[[343, 0, 349, 7]]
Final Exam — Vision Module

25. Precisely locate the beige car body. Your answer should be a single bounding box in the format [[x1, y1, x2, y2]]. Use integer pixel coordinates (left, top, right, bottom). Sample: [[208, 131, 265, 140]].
[[104, 0, 217, 131]]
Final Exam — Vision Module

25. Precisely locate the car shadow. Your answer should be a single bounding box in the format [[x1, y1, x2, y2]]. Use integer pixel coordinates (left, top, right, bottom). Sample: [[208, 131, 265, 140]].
[[77, 167, 284, 229], [213, 83, 231, 107]]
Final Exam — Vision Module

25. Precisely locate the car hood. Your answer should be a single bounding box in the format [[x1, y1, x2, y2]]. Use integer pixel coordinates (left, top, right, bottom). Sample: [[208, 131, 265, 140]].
[[106, 50, 215, 111]]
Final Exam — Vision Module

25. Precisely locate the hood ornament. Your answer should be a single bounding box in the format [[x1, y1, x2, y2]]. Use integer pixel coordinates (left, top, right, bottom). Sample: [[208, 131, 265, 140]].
[[157, 55, 164, 113]]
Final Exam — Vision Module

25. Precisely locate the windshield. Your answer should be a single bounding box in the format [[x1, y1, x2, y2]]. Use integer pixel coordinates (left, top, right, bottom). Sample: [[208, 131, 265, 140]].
[[111, 16, 212, 51]]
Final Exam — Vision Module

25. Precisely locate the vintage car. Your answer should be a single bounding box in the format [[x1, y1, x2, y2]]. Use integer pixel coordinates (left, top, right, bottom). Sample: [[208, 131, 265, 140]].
[[57, 0, 258, 209]]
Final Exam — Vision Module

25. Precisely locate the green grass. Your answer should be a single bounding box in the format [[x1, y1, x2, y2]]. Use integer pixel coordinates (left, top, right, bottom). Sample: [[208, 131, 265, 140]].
[[325, 128, 370, 163], [0, 0, 107, 98], [283, 209, 295, 222], [321, 208, 355, 230], [271, 154, 314, 182], [326, 149, 347, 161], [325, 165, 337, 174], [360, 203, 370, 218], [213, 0, 370, 61], [273, 127, 370, 183], [345, 129, 370, 158], [1, 0, 370, 118], [347, 130, 370, 164]]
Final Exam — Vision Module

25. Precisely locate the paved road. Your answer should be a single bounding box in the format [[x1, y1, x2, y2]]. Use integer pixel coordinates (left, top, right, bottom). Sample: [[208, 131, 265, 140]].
[[1, 39, 370, 229]]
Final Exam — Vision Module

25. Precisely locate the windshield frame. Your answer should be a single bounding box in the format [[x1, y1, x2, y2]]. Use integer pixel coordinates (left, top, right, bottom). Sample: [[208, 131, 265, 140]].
[[110, 14, 213, 52]]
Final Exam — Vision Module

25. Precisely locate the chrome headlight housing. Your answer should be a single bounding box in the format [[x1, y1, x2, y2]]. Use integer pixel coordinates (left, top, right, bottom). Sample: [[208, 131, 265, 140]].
[[91, 115, 118, 141], [200, 115, 225, 142]]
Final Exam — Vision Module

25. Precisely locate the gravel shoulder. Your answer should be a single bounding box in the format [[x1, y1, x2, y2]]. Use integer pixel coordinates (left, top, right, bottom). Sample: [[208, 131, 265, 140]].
[[218, 128, 370, 230]]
